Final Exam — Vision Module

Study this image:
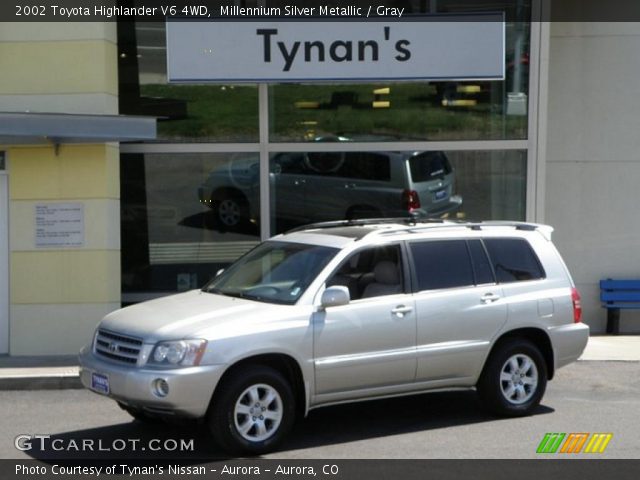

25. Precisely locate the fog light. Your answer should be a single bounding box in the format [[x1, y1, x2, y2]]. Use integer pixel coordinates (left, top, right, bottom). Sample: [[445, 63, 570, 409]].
[[152, 378, 170, 398]]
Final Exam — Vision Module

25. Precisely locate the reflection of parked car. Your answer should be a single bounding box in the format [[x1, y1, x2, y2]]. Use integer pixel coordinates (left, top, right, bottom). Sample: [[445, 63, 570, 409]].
[[198, 151, 462, 228], [79, 219, 588, 454]]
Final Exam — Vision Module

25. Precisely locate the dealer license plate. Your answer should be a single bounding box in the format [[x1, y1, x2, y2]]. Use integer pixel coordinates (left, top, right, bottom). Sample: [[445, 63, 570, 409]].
[[91, 372, 110, 395], [434, 189, 447, 201]]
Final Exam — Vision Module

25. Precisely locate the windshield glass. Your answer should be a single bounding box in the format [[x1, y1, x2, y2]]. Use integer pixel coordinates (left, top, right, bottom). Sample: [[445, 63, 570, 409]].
[[203, 241, 338, 305]]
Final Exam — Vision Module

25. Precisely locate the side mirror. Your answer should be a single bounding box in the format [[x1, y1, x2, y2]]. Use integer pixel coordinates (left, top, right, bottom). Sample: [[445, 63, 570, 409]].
[[215, 268, 224, 277], [320, 286, 350, 309]]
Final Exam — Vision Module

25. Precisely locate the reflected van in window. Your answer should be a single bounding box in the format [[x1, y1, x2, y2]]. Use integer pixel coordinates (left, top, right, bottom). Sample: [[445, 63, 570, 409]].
[[197, 150, 462, 230]]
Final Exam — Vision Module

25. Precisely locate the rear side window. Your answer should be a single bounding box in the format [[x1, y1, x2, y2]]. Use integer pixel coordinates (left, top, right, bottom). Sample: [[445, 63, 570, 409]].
[[409, 151, 452, 182], [483, 238, 545, 283], [410, 240, 474, 291]]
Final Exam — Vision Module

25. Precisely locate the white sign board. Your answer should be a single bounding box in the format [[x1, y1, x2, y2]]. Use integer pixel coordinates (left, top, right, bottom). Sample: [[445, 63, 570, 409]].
[[167, 15, 505, 83], [35, 203, 84, 248]]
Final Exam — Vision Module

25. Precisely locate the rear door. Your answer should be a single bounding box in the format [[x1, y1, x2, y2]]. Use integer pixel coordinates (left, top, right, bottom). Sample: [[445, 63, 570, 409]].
[[410, 239, 507, 382]]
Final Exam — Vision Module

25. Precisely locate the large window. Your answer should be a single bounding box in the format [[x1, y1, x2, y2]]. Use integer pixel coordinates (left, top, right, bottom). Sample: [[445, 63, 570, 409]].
[[267, 0, 531, 142], [121, 153, 260, 301], [119, 21, 259, 142], [269, 79, 528, 142], [119, 1, 535, 301], [269, 149, 527, 234]]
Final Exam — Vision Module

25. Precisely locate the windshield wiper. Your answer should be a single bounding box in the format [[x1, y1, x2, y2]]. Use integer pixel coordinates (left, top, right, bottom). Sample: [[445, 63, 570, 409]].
[[204, 287, 251, 300]]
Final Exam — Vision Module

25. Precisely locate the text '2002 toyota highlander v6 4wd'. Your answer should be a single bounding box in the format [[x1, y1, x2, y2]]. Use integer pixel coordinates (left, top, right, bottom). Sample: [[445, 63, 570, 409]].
[[79, 218, 589, 454]]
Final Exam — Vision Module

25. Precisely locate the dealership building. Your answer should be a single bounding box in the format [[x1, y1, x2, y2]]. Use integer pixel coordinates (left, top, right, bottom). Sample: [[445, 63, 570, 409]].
[[1, 1, 639, 356]]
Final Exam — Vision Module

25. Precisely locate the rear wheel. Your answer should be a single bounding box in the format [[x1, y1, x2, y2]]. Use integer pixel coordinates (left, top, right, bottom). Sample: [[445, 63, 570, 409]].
[[208, 366, 295, 455], [477, 339, 547, 416]]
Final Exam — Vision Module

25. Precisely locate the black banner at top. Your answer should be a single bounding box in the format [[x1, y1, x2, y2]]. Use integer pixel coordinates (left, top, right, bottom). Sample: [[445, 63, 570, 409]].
[[1, 0, 640, 22]]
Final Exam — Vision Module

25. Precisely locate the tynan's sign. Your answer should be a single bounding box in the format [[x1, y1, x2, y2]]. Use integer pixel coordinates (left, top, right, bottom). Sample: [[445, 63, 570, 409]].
[[167, 15, 505, 83]]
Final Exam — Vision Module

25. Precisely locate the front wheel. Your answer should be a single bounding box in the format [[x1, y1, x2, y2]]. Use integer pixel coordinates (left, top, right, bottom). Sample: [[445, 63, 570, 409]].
[[208, 366, 295, 455], [476, 339, 547, 417]]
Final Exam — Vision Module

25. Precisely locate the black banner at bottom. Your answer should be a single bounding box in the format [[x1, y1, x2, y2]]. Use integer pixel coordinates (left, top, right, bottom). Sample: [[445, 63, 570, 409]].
[[4, 459, 640, 480]]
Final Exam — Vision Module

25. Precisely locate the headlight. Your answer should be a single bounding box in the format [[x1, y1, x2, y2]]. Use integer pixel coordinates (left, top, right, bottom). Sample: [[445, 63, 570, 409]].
[[149, 339, 207, 367]]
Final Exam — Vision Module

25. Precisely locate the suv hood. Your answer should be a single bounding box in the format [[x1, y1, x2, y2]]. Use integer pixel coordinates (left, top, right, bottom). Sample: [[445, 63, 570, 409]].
[[99, 290, 288, 343]]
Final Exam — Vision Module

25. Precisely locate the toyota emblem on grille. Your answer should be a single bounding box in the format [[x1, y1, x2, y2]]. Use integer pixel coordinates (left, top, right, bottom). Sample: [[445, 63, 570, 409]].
[[108, 342, 119, 353]]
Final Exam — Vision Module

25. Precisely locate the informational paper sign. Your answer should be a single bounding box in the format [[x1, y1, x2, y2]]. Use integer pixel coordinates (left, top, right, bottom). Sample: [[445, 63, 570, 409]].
[[35, 203, 84, 248], [167, 15, 505, 83]]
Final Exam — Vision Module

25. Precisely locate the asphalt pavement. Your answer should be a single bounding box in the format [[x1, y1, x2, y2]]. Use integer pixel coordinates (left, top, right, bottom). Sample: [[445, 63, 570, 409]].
[[0, 361, 638, 459]]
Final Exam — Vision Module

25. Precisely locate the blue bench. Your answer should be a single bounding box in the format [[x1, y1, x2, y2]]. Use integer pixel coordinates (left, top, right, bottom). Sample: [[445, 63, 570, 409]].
[[600, 279, 640, 334]]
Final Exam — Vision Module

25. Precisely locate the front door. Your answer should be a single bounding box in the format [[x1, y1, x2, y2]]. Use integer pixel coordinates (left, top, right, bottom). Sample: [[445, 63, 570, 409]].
[[313, 244, 416, 399], [0, 155, 8, 354]]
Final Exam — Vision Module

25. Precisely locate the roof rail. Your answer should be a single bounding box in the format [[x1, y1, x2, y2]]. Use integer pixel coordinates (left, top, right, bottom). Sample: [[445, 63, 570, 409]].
[[285, 216, 447, 234], [285, 218, 548, 239], [465, 221, 539, 231], [388, 220, 542, 235]]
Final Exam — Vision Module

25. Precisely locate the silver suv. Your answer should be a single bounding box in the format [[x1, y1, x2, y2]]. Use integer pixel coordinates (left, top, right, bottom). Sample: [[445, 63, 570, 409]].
[[198, 151, 462, 229], [79, 219, 588, 454]]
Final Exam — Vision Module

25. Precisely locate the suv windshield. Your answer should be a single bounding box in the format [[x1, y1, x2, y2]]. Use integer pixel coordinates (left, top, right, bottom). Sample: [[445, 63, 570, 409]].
[[203, 241, 338, 305]]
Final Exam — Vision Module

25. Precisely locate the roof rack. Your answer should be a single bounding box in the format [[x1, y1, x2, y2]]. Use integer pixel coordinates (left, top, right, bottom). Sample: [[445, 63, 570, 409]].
[[381, 220, 542, 236], [285, 216, 448, 234]]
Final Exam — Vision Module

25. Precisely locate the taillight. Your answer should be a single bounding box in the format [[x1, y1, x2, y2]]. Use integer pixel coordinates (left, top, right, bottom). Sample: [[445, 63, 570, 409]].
[[402, 189, 421, 211], [571, 287, 582, 323]]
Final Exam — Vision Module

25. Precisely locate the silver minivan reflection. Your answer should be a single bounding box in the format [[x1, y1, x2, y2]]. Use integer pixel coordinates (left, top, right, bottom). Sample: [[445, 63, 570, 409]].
[[198, 151, 462, 228]]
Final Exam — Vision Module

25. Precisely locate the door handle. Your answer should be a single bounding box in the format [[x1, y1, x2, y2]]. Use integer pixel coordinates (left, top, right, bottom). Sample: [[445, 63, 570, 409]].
[[481, 293, 501, 304], [391, 305, 413, 317]]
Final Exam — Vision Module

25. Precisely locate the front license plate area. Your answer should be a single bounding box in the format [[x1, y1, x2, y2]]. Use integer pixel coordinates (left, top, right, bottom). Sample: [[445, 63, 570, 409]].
[[91, 372, 110, 395]]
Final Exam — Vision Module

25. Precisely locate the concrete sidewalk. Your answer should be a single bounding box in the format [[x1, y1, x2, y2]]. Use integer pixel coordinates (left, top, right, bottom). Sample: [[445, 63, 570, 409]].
[[0, 336, 638, 390]]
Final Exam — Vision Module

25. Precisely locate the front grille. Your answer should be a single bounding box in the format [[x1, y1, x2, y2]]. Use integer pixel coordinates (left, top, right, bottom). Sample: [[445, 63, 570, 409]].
[[94, 329, 143, 365]]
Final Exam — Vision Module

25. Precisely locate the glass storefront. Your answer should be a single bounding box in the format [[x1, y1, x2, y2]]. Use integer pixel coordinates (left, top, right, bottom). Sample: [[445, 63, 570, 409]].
[[269, 149, 526, 234], [119, 2, 535, 300], [121, 152, 260, 301], [119, 21, 259, 142], [269, 80, 528, 142]]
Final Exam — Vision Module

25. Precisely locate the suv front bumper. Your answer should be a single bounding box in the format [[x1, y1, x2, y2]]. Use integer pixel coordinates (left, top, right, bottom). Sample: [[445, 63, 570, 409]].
[[78, 346, 226, 418]]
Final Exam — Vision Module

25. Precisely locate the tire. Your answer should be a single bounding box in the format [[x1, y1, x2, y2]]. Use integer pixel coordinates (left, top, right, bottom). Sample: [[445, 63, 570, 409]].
[[213, 190, 248, 228], [118, 402, 164, 424], [208, 366, 296, 455], [476, 339, 547, 417]]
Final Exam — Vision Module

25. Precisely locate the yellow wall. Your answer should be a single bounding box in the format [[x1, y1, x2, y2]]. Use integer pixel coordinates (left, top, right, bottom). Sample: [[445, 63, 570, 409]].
[[7, 145, 121, 355], [1, 23, 121, 355], [9, 145, 119, 200], [0, 41, 117, 96]]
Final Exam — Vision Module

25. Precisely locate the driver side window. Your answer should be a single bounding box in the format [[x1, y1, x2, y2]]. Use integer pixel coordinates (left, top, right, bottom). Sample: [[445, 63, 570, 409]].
[[326, 245, 404, 300]]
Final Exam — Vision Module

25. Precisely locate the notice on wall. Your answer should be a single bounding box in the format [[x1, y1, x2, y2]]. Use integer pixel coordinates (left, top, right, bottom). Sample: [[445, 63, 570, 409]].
[[35, 203, 84, 248]]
